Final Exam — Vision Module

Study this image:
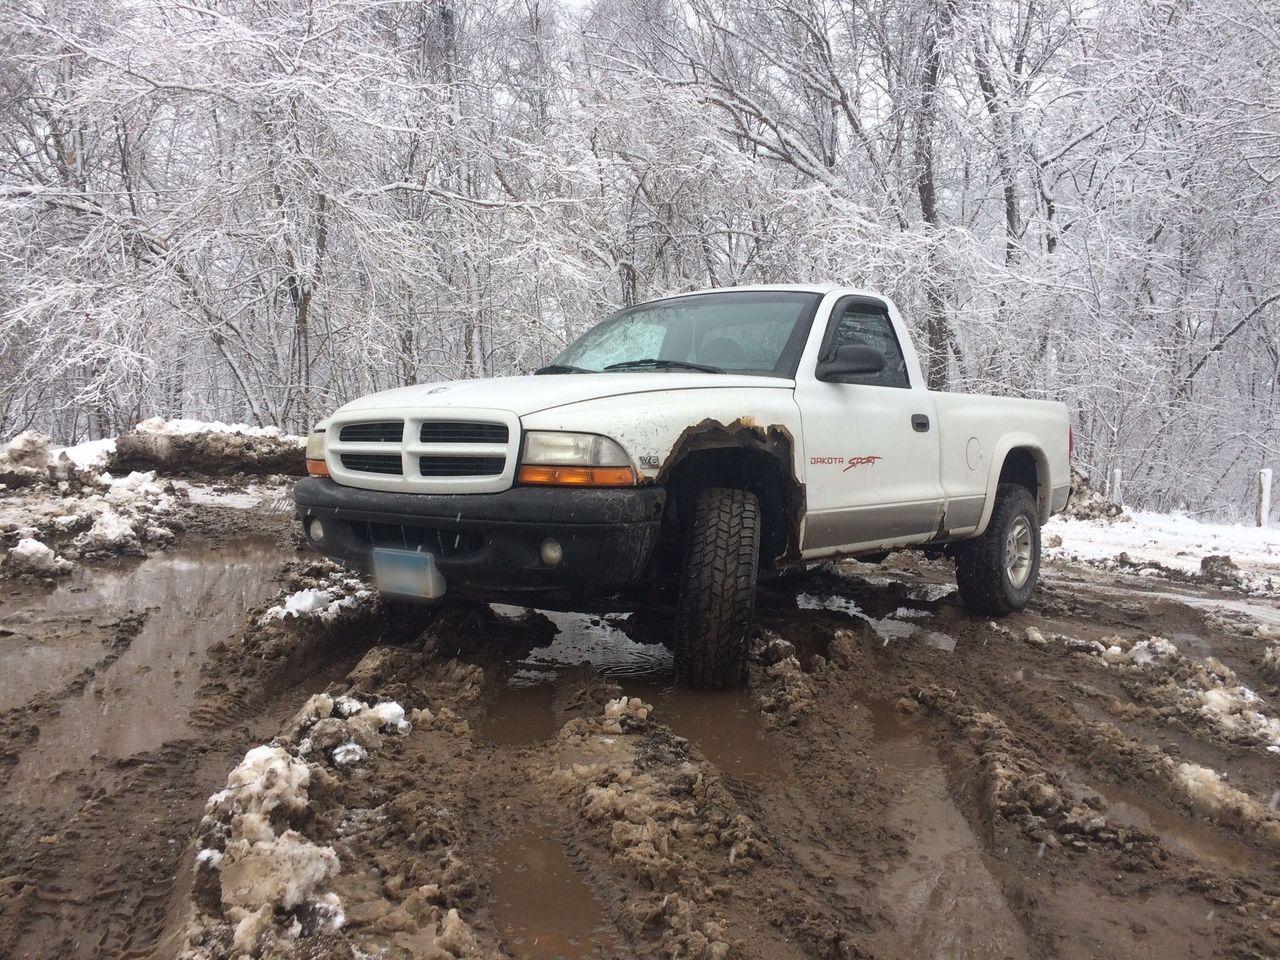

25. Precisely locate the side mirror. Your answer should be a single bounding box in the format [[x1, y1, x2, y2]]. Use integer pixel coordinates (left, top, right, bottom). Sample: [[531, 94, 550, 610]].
[[816, 344, 885, 381]]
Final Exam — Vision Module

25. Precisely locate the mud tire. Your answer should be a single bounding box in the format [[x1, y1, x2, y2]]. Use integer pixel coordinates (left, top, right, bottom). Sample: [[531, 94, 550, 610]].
[[955, 483, 1041, 616], [674, 487, 760, 689]]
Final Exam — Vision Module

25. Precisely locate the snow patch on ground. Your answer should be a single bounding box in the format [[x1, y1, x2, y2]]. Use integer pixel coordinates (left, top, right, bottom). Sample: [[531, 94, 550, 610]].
[[180, 691, 418, 954], [1184, 658, 1280, 752], [5, 536, 73, 575], [1099, 636, 1179, 667], [260, 581, 372, 625], [330, 742, 367, 767], [185, 734, 387, 956], [176, 480, 286, 510], [1090, 633, 1280, 752], [1171, 762, 1280, 840], [1, 434, 180, 571], [1262, 646, 1280, 683], [50, 437, 116, 469], [195, 744, 342, 944], [1045, 511, 1280, 594]]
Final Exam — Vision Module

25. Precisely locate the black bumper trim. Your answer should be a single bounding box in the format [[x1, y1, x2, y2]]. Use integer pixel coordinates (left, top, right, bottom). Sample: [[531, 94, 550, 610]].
[[293, 477, 665, 601]]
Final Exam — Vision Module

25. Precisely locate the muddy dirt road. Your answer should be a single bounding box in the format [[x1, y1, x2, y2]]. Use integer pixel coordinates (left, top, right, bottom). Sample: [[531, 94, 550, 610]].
[[2, 499, 1279, 959]]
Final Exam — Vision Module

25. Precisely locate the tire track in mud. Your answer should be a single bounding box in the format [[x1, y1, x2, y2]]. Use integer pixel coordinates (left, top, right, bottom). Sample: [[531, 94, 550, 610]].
[[0, 535, 424, 960], [459, 610, 1021, 960], [269, 567, 1277, 960], [761, 558, 1280, 959], [12, 544, 1280, 960]]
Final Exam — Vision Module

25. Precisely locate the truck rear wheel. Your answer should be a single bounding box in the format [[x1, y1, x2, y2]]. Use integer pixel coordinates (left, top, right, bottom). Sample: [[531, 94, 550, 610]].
[[674, 487, 760, 689], [955, 483, 1041, 616]]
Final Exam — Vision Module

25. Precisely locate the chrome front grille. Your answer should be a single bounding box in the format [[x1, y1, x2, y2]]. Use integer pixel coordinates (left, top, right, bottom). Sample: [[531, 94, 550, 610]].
[[327, 410, 519, 494]]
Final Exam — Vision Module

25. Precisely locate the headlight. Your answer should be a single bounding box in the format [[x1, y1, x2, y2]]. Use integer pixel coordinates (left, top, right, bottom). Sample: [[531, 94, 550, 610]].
[[522, 431, 630, 467], [305, 427, 328, 476], [518, 431, 635, 486], [305, 430, 325, 460]]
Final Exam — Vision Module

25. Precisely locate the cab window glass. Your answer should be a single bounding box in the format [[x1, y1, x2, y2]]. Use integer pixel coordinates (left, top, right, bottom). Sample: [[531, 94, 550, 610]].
[[553, 291, 819, 375], [825, 303, 910, 388]]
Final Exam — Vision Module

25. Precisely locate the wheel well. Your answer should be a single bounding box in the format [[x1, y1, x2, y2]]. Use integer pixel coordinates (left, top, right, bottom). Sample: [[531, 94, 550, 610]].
[[662, 445, 801, 568], [998, 447, 1044, 512]]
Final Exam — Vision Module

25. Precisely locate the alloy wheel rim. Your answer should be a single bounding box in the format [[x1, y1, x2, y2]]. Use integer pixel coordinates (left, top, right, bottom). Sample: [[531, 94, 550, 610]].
[[1005, 516, 1034, 589]]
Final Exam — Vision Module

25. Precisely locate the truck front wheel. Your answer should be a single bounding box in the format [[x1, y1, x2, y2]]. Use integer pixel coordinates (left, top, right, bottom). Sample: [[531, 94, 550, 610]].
[[674, 487, 760, 689], [955, 483, 1041, 616]]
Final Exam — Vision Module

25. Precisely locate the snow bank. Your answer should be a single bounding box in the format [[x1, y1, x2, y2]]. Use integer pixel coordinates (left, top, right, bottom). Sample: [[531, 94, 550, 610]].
[[1045, 509, 1280, 593], [50, 437, 116, 469], [1, 450, 178, 570], [1062, 468, 1124, 521], [83, 507, 139, 548], [0, 430, 73, 490], [112, 418, 305, 478], [134, 417, 303, 441], [2, 431, 50, 467]]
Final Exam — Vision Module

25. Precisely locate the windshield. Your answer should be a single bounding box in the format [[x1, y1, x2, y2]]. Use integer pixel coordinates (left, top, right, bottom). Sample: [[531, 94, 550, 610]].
[[548, 291, 821, 376]]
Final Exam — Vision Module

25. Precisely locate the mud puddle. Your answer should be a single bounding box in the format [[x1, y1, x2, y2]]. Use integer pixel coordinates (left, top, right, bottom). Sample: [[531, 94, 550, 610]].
[[628, 680, 784, 786], [510, 609, 673, 680], [864, 698, 1031, 957], [482, 610, 672, 746], [0, 621, 105, 713], [490, 816, 620, 958], [480, 682, 560, 745], [485, 610, 784, 786], [4, 539, 282, 799], [796, 592, 957, 650], [1093, 780, 1254, 870]]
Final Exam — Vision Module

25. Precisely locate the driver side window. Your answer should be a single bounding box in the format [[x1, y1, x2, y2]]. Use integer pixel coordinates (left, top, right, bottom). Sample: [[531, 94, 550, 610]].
[[826, 303, 911, 388]]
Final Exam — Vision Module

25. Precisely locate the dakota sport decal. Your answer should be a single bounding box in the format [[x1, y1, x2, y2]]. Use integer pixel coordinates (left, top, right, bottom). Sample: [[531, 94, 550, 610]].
[[842, 455, 883, 472], [808, 455, 883, 471]]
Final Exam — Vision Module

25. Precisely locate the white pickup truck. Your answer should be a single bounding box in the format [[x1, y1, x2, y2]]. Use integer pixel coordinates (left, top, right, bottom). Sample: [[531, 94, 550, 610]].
[[295, 285, 1071, 687]]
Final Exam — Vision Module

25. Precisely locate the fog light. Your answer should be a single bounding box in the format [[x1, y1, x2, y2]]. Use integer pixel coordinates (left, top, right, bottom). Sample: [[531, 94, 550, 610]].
[[308, 518, 324, 542], [540, 537, 563, 567]]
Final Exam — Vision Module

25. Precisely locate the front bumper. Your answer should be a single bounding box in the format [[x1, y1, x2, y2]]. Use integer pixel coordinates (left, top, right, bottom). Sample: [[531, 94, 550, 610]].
[[293, 477, 665, 602]]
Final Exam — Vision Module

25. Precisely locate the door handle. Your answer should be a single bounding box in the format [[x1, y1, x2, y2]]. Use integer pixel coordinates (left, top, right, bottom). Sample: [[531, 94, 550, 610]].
[[911, 414, 930, 432]]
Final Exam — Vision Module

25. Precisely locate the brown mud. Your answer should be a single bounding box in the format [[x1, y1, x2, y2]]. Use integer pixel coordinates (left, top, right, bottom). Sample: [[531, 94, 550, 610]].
[[2, 524, 1279, 959], [110, 429, 304, 479]]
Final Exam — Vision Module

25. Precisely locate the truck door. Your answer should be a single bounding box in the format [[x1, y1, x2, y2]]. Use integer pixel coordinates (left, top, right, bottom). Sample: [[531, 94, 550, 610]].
[[794, 296, 943, 554]]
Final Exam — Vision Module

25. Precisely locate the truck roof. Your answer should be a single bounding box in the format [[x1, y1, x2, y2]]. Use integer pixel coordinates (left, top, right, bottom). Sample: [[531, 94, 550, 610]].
[[643, 283, 889, 306]]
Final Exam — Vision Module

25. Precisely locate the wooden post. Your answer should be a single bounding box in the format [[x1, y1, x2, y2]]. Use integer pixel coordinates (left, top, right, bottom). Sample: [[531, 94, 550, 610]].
[[1110, 468, 1122, 506], [1260, 469, 1273, 528]]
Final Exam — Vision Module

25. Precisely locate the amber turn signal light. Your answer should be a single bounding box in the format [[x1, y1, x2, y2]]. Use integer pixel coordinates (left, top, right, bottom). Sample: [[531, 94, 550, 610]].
[[517, 465, 635, 487], [306, 459, 329, 477]]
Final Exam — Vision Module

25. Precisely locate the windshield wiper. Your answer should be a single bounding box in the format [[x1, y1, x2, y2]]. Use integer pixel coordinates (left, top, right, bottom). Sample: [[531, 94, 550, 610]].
[[534, 364, 596, 375], [603, 358, 725, 374]]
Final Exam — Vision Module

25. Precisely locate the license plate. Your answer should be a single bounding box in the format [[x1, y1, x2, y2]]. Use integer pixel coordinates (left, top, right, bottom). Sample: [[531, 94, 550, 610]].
[[372, 548, 445, 599]]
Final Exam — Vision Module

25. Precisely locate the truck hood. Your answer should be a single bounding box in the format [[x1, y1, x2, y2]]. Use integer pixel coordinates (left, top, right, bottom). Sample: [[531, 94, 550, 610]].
[[334, 373, 794, 418]]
